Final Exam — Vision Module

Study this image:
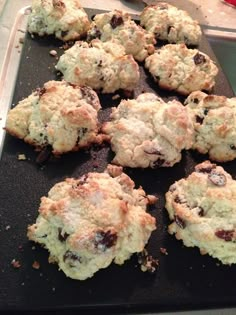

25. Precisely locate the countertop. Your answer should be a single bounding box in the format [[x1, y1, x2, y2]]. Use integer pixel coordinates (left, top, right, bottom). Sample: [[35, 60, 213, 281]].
[[0, 1, 235, 314]]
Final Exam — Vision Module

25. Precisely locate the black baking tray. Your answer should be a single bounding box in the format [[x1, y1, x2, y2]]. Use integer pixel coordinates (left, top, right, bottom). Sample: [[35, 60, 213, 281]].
[[0, 7, 236, 314]]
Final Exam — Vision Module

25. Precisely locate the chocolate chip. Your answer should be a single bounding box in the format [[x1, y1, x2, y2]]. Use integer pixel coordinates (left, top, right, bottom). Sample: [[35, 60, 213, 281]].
[[196, 164, 216, 173], [36, 145, 52, 165], [58, 228, 69, 242], [197, 207, 204, 217], [167, 25, 173, 34], [203, 109, 209, 115], [61, 30, 69, 38], [155, 75, 160, 82], [174, 215, 186, 229], [80, 86, 96, 104], [36, 87, 46, 97], [208, 171, 226, 186], [215, 229, 234, 241], [152, 158, 165, 168], [174, 196, 182, 204], [196, 115, 204, 124], [110, 15, 124, 29], [94, 230, 117, 251], [87, 26, 101, 41], [63, 251, 81, 263], [230, 144, 236, 150], [193, 98, 199, 104], [193, 53, 206, 65]]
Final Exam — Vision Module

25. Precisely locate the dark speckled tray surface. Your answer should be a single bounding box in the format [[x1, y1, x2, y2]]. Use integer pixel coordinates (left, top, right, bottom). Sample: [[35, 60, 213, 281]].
[[0, 7, 236, 314]]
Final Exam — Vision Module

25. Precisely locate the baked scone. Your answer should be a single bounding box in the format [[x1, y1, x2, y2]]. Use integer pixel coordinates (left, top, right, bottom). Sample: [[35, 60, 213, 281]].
[[145, 44, 218, 95], [5, 81, 102, 154], [27, 165, 157, 280], [87, 10, 156, 62], [56, 39, 140, 93], [166, 160, 236, 265], [140, 3, 202, 45], [27, 0, 90, 41], [102, 93, 194, 168], [185, 91, 236, 162]]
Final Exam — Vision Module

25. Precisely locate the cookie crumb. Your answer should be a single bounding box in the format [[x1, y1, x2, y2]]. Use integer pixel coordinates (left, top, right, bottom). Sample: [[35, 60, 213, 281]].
[[18, 154, 27, 160], [137, 249, 159, 273], [160, 247, 168, 255], [112, 94, 120, 100], [49, 50, 57, 57], [5, 225, 11, 231], [32, 261, 40, 269], [11, 259, 21, 269]]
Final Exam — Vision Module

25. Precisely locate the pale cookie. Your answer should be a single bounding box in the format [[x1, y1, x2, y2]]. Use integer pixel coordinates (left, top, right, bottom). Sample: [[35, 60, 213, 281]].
[[87, 10, 156, 62], [166, 160, 236, 265], [56, 39, 140, 93], [27, 165, 157, 280], [185, 91, 236, 162], [145, 44, 218, 95], [28, 0, 90, 41], [140, 3, 202, 45], [102, 93, 194, 168], [5, 81, 102, 154]]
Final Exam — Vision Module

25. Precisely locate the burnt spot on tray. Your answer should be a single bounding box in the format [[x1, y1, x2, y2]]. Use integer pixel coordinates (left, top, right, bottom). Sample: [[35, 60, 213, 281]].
[[58, 228, 69, 242], [193, 53, 206, 65], [208, 171, 226, 186], [94, 230, 118, 251], [110, 15, 124, 29], [215, 229, 234, 242], [174, 215, 186, 229], [36, 145, 53, 165]]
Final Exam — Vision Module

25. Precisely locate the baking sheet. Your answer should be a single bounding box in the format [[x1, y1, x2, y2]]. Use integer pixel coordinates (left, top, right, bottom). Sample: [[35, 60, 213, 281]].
[[0, 6, 236, 313]]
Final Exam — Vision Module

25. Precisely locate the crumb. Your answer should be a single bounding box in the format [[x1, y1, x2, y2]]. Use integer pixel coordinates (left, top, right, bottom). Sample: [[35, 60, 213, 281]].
[[21, 282, 25, 286], [137, 249, 159, 273], [18, 153, 27, 160], [19, 37, 24, 44], [112, 94, 120, 100], [49, 50, 57, 57], [5, 225, 11, 231], [32, 261, 40, 270], [160, 247, 168, 255], [18, 245, 23, 251], [31, 34, 35, 39], [11, 259, 21, 269], [52, 287, 56, 292], [32, 246, 36, 250]]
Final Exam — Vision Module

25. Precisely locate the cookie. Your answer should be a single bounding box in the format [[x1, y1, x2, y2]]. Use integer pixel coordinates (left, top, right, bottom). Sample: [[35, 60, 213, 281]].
[[87, 10, 156, 62], [27, 164, 157, 280], [140, 3, 202, 45], [5, 81, 102, 154], [145, 44, 218, 95], [27, 0, 90, 41], [56, 39, 140, 93], [185, 91, 236, 162], [165, 160, 236, 265], [102, 93, 194, 168]]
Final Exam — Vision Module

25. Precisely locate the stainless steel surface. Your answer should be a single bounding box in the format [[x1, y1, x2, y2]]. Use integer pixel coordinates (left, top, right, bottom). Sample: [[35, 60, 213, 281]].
[[0, 6, 29, 156]]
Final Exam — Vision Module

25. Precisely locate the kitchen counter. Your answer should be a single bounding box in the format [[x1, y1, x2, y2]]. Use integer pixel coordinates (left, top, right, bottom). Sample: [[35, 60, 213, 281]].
[[0, 1, 235, 314]]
